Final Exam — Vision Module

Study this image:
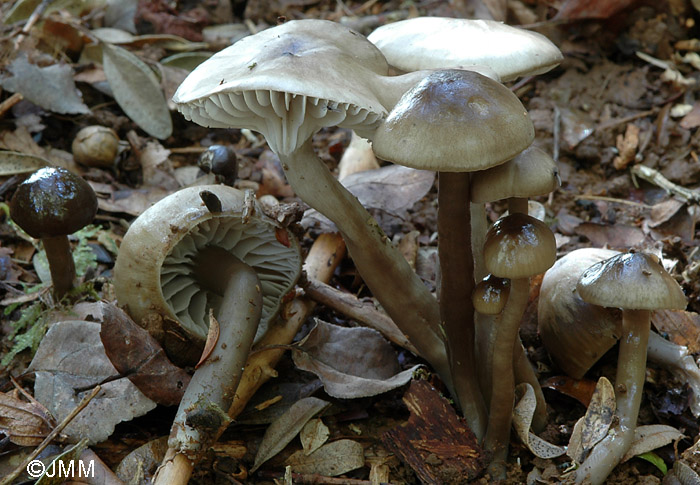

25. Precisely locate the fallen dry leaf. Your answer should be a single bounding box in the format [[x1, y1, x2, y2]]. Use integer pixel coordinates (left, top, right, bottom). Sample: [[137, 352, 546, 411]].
[[652, 310, 700, 353], [0, 389, 56, 446], [285, 439, 365, 477], [567, 376, 616, 464], [29, 320, 157, 444], [291, 319, 420, 399], [300, 418, 329, 456], [621, 424, 685, 463], [251, 396, 330, 472], [513, 383, 566, 459], [612, 123, 640, 170], [574, 222, 645, 248]]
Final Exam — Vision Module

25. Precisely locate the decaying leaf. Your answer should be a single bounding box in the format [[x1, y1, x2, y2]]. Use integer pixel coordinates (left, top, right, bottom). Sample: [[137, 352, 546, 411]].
[[0, 151, 50, 176], [567, 376, 616, 464], [102, 43, 172, 139], [291, 319, 420, 399], [0, 54, 90, 114], [0, 388, 56, 446], [513, 383, 566, 459], [301, 165, 435, 233], [574, 222, 645, 248], [92, 301, 191, 406], [621, 424, 685, 463], [382, 380, 485, 483], [285, 439, 364, 477], [300, 418, 330, 456], [251, 396, 330, 472], [652, 309, 700, 353], [29, 320, 157, 444], [542, 375, 599, 407], [115, 436, 169, 484], [35, 439, 89, 485]]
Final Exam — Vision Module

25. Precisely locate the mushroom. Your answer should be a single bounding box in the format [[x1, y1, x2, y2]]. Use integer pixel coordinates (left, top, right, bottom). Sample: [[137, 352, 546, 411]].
[[197, 145, 237, 186], [367, 17, 563, 82], [114, 185, 301, 478], [481, 212, 556, 477], [172, 19, 452, 392], [113, 185, 302, 366], [573, 252, 686, 485], [10, 167, 98, 299], [538, 247, 700, 416], [72, 125, 120, 168], [372, 68, 534, 438]]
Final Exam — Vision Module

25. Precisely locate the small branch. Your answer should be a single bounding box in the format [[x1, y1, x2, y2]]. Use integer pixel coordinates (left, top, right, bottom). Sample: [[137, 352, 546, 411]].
[[631, 164, 700, 203]]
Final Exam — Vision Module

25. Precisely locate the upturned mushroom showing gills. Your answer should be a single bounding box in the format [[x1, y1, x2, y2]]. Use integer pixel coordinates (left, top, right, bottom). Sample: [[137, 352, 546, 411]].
[[481, 212, 555, 478], [172, 19, 452, 396], [372, 68, 534, 439], [114, 185, 301, 470], [10, 167, 98, 299], [113, 185, 302, 367], [573, 252, 686, 485]]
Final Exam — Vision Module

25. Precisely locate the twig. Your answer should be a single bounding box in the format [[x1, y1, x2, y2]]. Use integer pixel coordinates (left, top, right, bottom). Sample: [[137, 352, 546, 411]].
[[631, 164, 700, 203], [303, 279, 418, 354], [574, 194, 653, 209], [0, 385, 101, 485], [13, 0, 55, 49], [594, 108, 658, 133], [0, 93, 23, 118]]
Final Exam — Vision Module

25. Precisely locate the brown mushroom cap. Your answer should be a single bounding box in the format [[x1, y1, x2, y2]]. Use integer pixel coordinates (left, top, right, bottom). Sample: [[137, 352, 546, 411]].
[[173, 19, 391, 155], [471, 146, 560, 203], [577, 252, 687, 311], [10, 167, 97, 239], [483, 212, 556, 279], [473, 274, 510, 315], [368, 17, 563, 82], [372, 69, 534, 171]]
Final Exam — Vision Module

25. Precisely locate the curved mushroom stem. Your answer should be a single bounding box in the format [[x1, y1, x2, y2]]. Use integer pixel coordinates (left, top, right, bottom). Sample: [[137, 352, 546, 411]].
[[42, 235, 76, 299], [647, 332, 700, 417], [278, 140, 451, 391], [439, 172, 487, 439], [167, 247, 262, 457], [483, 277, 529, 479], [573, 309, 650, 485]]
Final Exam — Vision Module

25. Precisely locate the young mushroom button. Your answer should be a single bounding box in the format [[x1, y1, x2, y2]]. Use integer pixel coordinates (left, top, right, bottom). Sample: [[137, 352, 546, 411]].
[[172, 19, 452, 401], [481, 212, 555, 478], [572, 252, 686, 485], [10, 167, 98, 299]]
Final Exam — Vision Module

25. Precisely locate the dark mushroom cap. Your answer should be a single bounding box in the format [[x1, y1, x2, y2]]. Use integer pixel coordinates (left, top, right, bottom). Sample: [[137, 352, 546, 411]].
[[10, 167, 98, 239], [473, 274, 510, 315]]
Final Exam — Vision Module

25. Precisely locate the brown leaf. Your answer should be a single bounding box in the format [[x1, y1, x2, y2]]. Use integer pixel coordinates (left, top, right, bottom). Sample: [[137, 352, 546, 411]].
[[574, 222, 645, 248], [612, 123, 640, 170], [542, 375, 599, 407], [292, 319, 419, 399], [382, 380, 485, 484], [567, 377, 616, 464], [652, 310, 700, 354], [554, 0, 637, 20], [97, 301, 191, 406], [0, 390, 55, 446], [285, 439, 365, 477]]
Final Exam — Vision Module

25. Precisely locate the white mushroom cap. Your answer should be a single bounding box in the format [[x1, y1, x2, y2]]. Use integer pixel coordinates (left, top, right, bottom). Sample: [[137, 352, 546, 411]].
[[372, 69, 534, 171], [471, 146, 560, 203], [368, 17, 563, 82], [173, 19, 390, 155]]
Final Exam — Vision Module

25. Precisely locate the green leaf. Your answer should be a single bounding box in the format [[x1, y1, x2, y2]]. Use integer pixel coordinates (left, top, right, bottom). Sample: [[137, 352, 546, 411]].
[[636, 452, 668, 475]]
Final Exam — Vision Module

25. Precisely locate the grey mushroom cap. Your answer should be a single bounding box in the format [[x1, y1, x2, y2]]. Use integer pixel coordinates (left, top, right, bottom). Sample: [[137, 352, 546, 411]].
[[173, 19, 391, 155], [577, 252, 687, 311], [372, 69, 534, 172], [368, 17, 563, 82], [471, 145, 560, 203]]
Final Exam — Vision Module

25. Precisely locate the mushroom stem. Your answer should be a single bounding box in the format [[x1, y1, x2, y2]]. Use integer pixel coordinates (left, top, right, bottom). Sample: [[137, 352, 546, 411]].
[[278, 139, 451, 390], [507, 196, 528, 216], [483, 277, 529, 479], [438, 171, 487, 438], [573, 309, 650, 485], [42, 235, 76, 299], [168, 247, 262, 456]]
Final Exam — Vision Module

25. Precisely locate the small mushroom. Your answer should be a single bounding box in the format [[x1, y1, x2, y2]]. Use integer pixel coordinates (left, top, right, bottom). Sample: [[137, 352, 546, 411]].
[[481, 212, 555, 477], [72, 126, 120, 168], [372, 68, 534, 439], [197, 145, 237, 186], [10, 167, 98, 299], [473, 274, 510, 316], [573, 252, 686, 485]]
